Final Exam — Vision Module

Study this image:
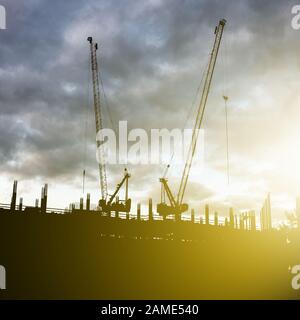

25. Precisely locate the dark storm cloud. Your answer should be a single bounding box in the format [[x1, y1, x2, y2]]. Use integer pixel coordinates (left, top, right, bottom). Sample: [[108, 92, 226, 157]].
[[0, 0, 85, 67]]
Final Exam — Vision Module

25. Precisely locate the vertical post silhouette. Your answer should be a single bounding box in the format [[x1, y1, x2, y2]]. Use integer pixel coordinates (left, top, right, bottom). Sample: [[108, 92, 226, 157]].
[[41, 187, 44, 212], [266, 193, 272, 230], [214, 211, 218, 226], [191, 209, 195, 223], [137, 203, 141, 221], [45, 184, 48, 213], [41, 184, 48, 214], [86, 193, 90, 211], [149, 198, 153, 221], [250, 211, 256, 231], [10, 180, 18, 212], [19, 197, 23, 212], [229, 207, 234, 228], [240, 214, 244, 230], [115, 196, 119, 218], [205, 204, 210, 225], [260, 194, 272, 231], [80, 198, 84, 211]]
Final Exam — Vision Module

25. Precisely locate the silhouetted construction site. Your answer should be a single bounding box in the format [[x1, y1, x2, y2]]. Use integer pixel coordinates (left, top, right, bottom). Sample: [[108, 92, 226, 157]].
[[1, 180, 300, 299], [0, 178, 274, 233]]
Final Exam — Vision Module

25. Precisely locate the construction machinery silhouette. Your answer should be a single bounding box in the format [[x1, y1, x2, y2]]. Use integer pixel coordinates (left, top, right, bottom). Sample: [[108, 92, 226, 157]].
[[157, 19, 226, 219], [87, 37, 131, 214]]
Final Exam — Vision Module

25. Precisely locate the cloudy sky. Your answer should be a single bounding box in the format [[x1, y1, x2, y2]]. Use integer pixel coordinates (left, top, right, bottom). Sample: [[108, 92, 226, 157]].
[[0, 0, 300, 222]]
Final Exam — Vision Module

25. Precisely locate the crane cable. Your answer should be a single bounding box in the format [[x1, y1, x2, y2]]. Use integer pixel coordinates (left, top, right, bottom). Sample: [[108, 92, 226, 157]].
[[162, 55, 210, 179], [222, 32, 230, 186], [98, 62, 128, 172], [223, 95, 229, 185]]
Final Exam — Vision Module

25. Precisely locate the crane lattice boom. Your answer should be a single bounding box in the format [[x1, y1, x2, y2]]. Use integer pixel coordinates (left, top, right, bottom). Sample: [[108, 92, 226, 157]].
[[177, 19, 226, 205], [87, 37, 108, 200]]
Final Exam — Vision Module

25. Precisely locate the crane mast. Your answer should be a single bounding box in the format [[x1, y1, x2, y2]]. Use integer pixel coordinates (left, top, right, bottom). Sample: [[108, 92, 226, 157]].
[[157, 19, 226, 217], [87, 37, 108, 200]]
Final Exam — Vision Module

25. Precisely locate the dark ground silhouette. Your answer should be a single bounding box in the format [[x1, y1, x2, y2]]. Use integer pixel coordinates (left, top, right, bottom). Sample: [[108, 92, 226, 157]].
[[0, 209, 300, 299]]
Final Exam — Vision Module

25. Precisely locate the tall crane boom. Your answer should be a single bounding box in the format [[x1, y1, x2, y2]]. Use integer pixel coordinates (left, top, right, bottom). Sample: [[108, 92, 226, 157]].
[[87, 37, 131, 214], [177, 19, 226, 205], [157, 19, 226, 218], [87, 37, 108, 200]]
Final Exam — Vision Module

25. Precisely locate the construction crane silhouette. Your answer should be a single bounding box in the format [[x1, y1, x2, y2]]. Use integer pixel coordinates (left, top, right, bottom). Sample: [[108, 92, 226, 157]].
[[87, 37, 131, 214], [157, 19, 226, 219]]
